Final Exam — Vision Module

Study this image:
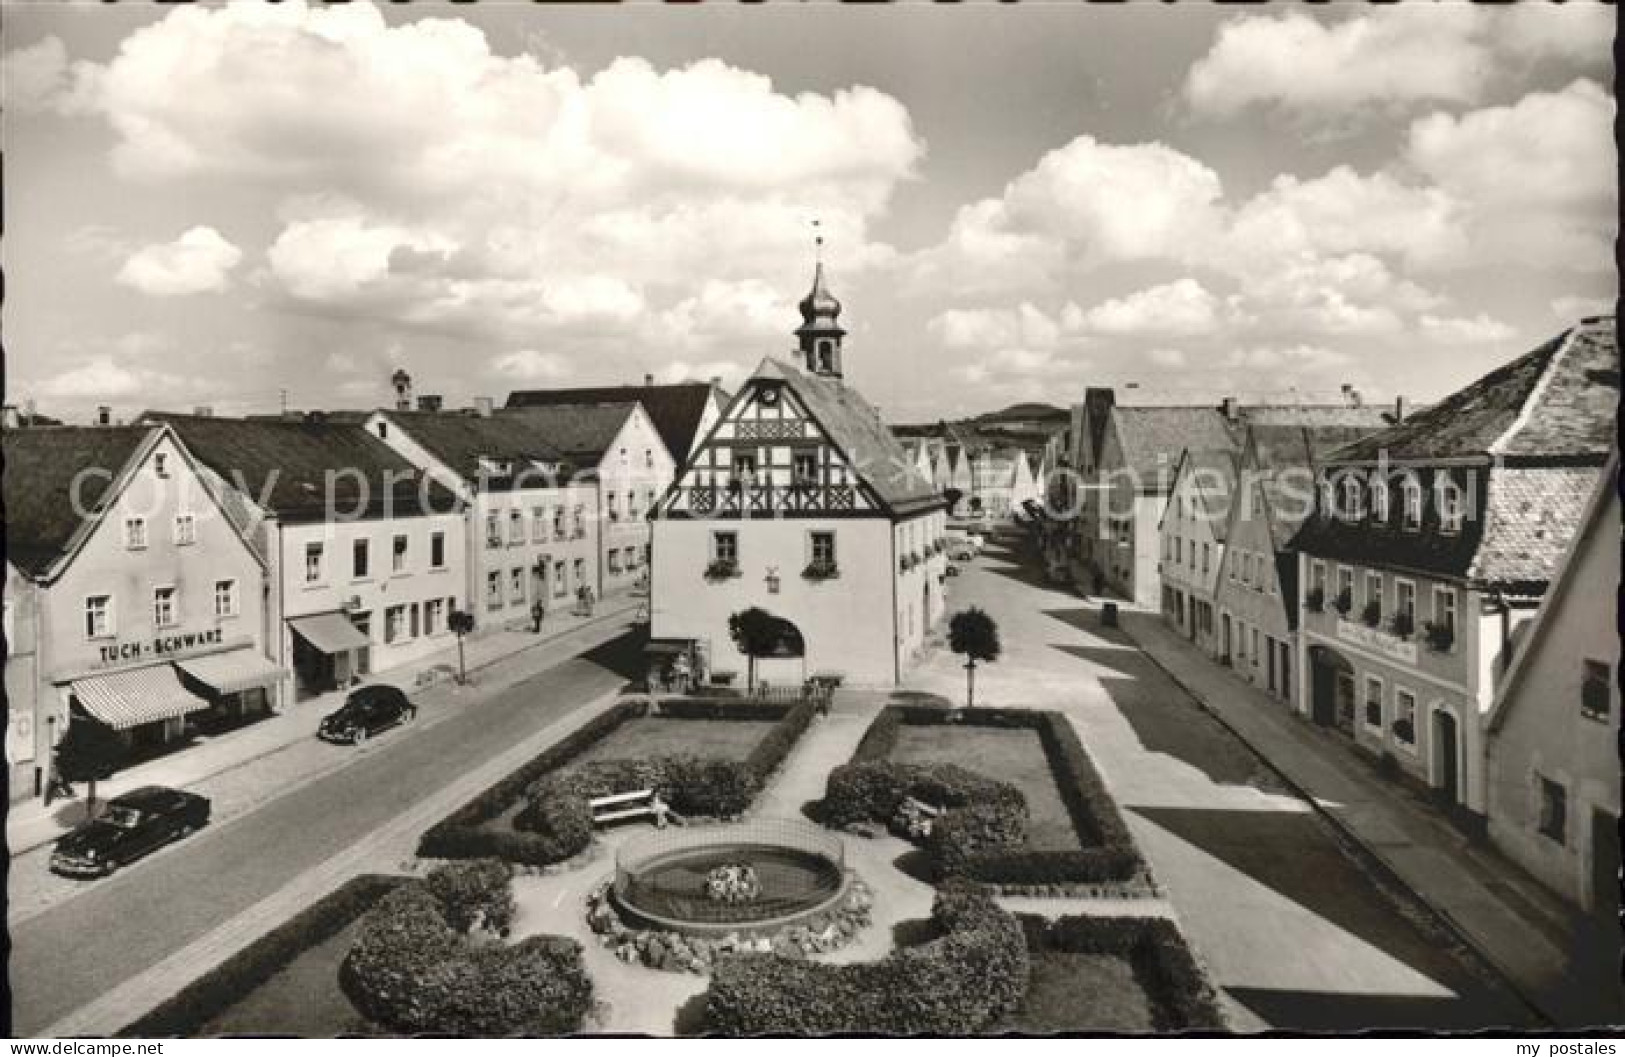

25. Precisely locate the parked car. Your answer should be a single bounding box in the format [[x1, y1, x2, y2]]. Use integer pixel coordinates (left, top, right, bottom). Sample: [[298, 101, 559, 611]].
[[317, 685, 417, 745], [947, 542, 978, 561], [50, 786, 211, 877]]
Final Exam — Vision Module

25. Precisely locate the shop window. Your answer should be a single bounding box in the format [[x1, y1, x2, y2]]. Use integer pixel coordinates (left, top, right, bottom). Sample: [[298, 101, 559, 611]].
[[1538, 776, 1568, 845], [85, 595, 113, 639], [1582, 659, 1613, 722], [1363, 676, 1384, 729], [214, 579, 238, 618], [153, 586, 177, 628]]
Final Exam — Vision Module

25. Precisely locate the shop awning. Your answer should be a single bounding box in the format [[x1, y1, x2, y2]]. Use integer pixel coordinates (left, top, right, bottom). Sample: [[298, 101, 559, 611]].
[[70, 665, 210, 731], [175, 648, 289, 696], [287, 612, 369, 655]]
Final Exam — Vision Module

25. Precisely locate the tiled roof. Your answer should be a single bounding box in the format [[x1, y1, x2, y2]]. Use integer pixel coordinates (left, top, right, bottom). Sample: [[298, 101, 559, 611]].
[[757, 357, 942, 515], [1178, 449, 1242, 542], [496, 402, 637, 465], [379, 411, 574, 488], [1110, 407, 1243, 486], [1328, 318, 1616, 463], [1468, 465, 1604, 591], [1246, 423, 1389, 549], [505, 383, 719, 460], [144, 414, 461, 522], [3, 426, 153, 576]]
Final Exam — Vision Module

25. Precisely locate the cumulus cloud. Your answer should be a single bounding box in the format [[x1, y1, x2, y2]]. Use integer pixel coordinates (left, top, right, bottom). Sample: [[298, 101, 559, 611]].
[[490, 350, 574, 382], [75, 0, 920, 354], [1418, 313, 1516, 345], [930, 303, 1065, 350], [1403, 79, 1615, 266], [1078, 278, 1225, 336], [37, 355, 208, 402], [115, 226, 243, 296], [1225, 345, 1353, 374], [2, 35, 98, 115], [1184, 5, 1611, 121]]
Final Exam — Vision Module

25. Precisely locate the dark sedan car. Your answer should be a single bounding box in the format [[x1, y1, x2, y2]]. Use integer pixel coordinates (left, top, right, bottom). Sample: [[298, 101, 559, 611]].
[[317, 685, 417, 745], [50, 786, 211, 878]]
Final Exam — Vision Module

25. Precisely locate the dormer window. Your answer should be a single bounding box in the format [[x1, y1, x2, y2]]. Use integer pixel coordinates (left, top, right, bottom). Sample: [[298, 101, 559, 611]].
[[1339, 476, 1363, 520], [1401, 477, 1423, 531], [1437, 477, 1464, 534], [1371, 476, 1390, 523], [1318, 480, 1335, 519], [478, 457, 513, 478]]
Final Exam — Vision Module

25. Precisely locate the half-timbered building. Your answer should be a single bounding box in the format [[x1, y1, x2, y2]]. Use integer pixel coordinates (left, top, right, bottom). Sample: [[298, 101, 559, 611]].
[[649, 264, 949, 687]]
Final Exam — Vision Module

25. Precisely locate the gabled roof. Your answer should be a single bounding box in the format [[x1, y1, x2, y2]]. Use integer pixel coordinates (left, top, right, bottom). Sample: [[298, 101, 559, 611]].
[[3, 426, 154, 576], [1328, 317, 1617, 463], [1110, 407, 1243, 485], [755, 357, 942, 515], [142, 414, 461, 522], [496, 402, 639, 466], [504, 383, 719, 460], [1170, 448, 1242, 542], [1244, 423, 1389, 549], [376, 411, 574, 489]]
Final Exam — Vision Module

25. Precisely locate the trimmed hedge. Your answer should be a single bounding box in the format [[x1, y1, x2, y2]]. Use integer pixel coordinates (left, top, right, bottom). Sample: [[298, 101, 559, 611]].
[[836, 706, 1147, 887], [705, 882, 1028, 1035], [420, 697, 819, 867], [424, 858, 516, 937], [1017, 914, 1227, 1031], [120, 874, 408, 1037], [341, 873, 593, 1035]]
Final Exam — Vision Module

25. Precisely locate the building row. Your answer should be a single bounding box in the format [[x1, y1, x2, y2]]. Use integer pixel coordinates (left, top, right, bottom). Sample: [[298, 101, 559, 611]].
[[3, 382, 728, 802], [1042, 316, 1617, 915]]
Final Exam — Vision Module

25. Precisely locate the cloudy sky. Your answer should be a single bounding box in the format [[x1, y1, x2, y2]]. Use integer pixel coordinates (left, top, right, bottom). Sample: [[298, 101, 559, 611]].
[[3, 2, 1615, 424]]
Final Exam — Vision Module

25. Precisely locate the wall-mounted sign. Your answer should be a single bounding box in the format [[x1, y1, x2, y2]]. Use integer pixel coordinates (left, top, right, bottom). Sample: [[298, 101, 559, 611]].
[[96, 628, 225, 667], [1336, 620, 1418, 664]]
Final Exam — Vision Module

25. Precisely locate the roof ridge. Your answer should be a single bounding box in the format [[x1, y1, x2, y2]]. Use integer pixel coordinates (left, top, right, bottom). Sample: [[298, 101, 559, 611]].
[[1487, 324, 1577, 456]]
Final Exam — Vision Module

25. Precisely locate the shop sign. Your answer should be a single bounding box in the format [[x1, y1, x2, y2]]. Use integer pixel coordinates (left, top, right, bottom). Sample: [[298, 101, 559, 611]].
[[95, 628, 224, 667], [1336, 619, 1418, 664]]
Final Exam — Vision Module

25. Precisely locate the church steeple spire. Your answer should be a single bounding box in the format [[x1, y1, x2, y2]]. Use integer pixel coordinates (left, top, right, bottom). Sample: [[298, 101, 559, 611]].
[[795, 221, 845, 378]]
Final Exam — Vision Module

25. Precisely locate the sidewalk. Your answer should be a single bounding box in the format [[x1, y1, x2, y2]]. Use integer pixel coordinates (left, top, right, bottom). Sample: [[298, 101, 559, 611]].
[[1119, 608, 1620, 1028], [8, 599, 641, 857]]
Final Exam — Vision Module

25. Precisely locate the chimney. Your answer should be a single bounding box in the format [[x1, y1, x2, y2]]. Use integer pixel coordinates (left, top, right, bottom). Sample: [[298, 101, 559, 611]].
[[1, 405, 18, 430], [305, 410, 328, 424], [710, 375, 722, 389], [1221, 396, 1239, 422], [644, 373, 655, 387], [1393, 395, 1408, 422], [193, 406, 214, 418], [97, 405, 112, 426], [473, 396, 494, 418], [391, 368, 413, 412], [417, 394, 443, 412]]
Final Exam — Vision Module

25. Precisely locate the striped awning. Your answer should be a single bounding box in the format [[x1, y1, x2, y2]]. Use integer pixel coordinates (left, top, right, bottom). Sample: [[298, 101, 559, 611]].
[[287, 612, 369, 655], [175, 648, 288, 696], [70, 665, 210, 731]]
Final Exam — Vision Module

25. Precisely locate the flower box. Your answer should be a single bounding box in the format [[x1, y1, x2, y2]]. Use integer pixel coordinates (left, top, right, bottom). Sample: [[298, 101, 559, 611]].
[[1332, 589, 1353, 616], [1360, 601, 1383, 628], [1392, 717, 1415, 744], [705, 559, 741, 581], [1389, 612, 1415, 640], [1422, 621, 1454, 653], [803, 561, 840, 581], [1306, 587, 1326, 613]]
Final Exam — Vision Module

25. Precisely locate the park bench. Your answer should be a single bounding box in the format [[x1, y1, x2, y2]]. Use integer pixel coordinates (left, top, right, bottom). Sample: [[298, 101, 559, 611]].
[[589, 789, 683, 829]]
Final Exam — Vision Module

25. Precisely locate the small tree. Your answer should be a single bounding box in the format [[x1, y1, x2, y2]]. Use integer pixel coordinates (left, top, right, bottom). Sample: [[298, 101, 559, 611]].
[[948, 607, 1002, 708], [55, 717, 124, 817], [448, 609, 476, 684], [728, 607, 782, 693], [943, 487, 964, 516]]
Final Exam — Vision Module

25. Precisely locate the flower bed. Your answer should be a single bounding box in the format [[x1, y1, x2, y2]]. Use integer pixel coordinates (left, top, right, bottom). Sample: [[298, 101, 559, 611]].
[[120, 874, 407, 1037], [827, 705, 1149, 892], [340, 860, 593, 1036], [1013, 914, 1227, 1031], [418, 697, 818, 867], [703, 882, 1027, 1035], [584, 876, 873, 974]]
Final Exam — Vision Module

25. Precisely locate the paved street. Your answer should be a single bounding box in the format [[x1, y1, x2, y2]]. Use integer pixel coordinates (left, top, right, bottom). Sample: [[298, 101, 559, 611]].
[[906, 530, 1538, 1031], [8, 623, 645, 1037]]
